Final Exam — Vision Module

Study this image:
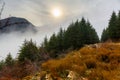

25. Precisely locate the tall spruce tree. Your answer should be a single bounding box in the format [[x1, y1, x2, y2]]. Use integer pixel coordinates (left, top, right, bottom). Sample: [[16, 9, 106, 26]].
[[102, 11, 120, 42], [56, 28, 65, 52], [5, 53, 14, 66], [62, 18, 99, 49], [108, 11, 117, 39], [47, 33, 58, 54], [79, 18, 90, 45], [86, 21, 99, 43], [18, 40, 39, 62], [64, 22, 76, 49], [42, 36, 49, 50], [116, 11, 120, 39], [0, 60, 5, 70], [101, 28, 109, 42]]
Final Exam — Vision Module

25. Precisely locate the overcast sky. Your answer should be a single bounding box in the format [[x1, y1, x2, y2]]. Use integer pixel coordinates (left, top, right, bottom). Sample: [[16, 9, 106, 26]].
[[1, 0, 119, 36], [0, 0, 120, 59]]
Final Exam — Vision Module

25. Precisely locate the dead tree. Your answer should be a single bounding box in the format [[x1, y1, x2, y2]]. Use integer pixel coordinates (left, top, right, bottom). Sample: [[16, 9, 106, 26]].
[[0, 0, 5, 20]]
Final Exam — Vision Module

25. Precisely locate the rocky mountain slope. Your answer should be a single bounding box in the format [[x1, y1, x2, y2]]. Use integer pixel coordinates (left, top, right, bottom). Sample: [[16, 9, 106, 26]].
[[0, 17, 37, 33]]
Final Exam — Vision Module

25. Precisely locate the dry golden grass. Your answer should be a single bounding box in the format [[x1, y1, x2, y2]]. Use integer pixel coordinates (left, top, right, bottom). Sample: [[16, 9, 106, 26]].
[[41, 43, 120, 80]]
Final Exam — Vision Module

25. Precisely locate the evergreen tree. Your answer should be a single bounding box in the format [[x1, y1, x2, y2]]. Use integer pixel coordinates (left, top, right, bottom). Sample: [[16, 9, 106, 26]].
[[90, 27, 99, 43], [18, 40, 39, 62], [64, 21, 79, 49], [42, 17, 99, 57], [116, 11, 120, 39], [64, 20, 84, 49], [86, 21, 99, 43], [42, 36, 49, 50], [64, 23, 74, 49], [47, 33, 58, 56], [5, 53, 14, 66], [103, 11, 120, 41], [79, 19, 99, 45], [64, 18, 99, 49], [108, 11, 117, 39], [101, 28, 109, 42], [79, 18, 88, 45], [0, 60, 5, 70], [75, 19, 84, 48], [56, 28, 65, 52]]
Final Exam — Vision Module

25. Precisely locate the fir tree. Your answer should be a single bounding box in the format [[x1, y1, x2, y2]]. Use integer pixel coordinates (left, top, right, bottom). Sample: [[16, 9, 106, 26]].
[[101, 28, 109, 42], [56, 28, 65, 52], [0, 60, 5, 70], [42, 36, 49, 50], [86, 21, 99, 43], [5, 53, 14, 66], [47, 33, 58, 57], [64, 22, 76, 49], [108, 11, 117, 39], [116, 11, 120, 39], [18, 40, 39, 62]]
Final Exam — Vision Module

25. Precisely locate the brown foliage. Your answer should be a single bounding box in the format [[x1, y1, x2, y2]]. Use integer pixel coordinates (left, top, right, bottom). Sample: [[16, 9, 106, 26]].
[[41, 43, 120, 80], [1, 43, 120, 79]]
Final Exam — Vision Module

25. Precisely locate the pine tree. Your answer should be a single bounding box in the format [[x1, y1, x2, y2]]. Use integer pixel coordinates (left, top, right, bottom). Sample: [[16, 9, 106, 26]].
[[79, 18, 88, 45], [47, 33, 58, 56], [74, 18, 85, 49], [56, 28, 65, 52], [101, 28, 109, 42], [64, 21, 75, 49], [5, 53, 14, 66], [64, 18, 99, 49], [42, 18, 99, 56], [42, 36, 49, 50], [108, 11, 117, 40], [18, 40, 39, 62], [86, 21, 99, 43], [0, 60, 5, 70], [116, 11, 120, 39], [79, 19, 99, 45]]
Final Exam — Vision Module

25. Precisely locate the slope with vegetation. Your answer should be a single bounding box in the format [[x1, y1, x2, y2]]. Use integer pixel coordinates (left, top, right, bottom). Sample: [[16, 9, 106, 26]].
[[101, 11, 120, 42], [0, 17, 99, 80], [43, 43, 120, 80], [0, 10, 120, 80], [42, 18, 99, 58], [23, 43, 120, 80]]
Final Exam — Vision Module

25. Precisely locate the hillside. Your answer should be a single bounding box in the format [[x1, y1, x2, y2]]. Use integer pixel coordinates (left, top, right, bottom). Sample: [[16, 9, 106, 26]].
[[21, 43, 120, 80], [0, 17, 37, 33], [0, 11, 120, 80]]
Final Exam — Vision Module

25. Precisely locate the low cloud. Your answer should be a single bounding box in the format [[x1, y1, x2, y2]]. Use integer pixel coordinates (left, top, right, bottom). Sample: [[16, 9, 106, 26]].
[[0, 24, 61, 60], [0, 0, 120, 59]]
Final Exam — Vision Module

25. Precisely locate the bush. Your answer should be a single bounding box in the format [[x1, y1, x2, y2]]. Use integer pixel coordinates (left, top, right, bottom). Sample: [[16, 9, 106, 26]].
[[85, 59, 97, 69]]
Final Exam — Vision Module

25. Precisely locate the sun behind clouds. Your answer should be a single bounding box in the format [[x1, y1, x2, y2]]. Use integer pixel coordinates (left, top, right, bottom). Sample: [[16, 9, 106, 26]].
[[52, 8, 62, 18]]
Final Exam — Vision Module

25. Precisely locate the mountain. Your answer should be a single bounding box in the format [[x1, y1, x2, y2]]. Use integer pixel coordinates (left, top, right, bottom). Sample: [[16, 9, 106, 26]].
[[0, 17, 37, 33]]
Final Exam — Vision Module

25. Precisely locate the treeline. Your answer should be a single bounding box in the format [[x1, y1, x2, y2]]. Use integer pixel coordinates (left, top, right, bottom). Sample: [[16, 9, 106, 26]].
[[0, 40, 50, 78], [101, 11, 120, 42], [0, 17, 99, 78], [1, 11, 120, 79], [42, 18, 99, 57], [18, 18, 99, 60]]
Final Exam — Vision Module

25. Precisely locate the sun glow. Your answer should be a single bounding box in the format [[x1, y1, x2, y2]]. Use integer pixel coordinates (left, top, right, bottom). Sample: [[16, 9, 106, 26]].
[[52, 8, 62, 18]]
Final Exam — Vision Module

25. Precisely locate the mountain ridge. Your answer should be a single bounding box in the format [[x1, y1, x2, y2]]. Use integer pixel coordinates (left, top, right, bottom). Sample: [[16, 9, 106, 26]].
[[0, 17, 37, 33]]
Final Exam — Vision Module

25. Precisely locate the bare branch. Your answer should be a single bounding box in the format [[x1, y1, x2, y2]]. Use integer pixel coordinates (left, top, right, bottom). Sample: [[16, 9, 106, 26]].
[[0, 0, 5, 19]]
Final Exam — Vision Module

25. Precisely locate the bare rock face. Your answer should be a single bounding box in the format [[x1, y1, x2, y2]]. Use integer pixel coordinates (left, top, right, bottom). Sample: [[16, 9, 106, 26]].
[[0, 17, 37, 33]]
